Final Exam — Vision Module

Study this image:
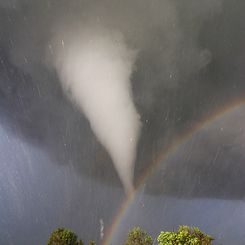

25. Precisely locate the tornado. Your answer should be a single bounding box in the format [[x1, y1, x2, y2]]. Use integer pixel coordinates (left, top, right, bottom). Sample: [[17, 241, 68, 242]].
[[51, 26, 141, 193]]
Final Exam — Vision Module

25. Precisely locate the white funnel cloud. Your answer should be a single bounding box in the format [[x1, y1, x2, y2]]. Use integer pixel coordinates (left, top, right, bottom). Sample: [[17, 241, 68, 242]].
[[51, 26, 141, 193]]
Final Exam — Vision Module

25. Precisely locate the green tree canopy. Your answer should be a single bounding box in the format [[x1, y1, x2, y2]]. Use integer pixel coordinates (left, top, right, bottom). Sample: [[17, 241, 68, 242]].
[[157, 226, 214, 245], [47, 228, 84, 245], [124, 227, 153, 245]]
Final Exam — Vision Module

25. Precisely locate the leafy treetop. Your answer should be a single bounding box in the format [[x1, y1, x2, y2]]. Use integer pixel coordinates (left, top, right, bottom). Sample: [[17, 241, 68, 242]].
[[124, 227, 153, 245], [157, 226, 214, 245], [47, 228, 84, 245]]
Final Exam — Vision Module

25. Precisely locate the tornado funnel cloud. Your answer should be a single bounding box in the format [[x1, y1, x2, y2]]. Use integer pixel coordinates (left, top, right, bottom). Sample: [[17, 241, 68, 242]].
[[52, 27, 141, 193]]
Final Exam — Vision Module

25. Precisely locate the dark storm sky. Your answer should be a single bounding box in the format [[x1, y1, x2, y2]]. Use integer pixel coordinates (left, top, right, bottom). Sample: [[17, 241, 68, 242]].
[[0, 0, 245, 198]]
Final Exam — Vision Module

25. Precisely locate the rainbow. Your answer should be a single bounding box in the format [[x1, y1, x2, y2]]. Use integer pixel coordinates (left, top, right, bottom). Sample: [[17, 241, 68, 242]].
[[102, 96, 245, 245]]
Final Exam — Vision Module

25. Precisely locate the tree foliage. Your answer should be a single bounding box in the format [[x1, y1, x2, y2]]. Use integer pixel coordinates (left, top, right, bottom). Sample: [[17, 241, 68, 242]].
[[47, 228, 84, 245], [47, 225, 214, 245], [124, 227, 153, 245], [157, 226, 214, 245]]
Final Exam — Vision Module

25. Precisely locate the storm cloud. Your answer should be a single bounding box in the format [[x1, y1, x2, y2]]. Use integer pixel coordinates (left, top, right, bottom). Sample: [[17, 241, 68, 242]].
[[0, 0, 244, 194]]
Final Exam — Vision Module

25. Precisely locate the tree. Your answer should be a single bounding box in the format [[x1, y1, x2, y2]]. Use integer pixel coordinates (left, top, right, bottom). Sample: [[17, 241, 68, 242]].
[[157, 226, 214, 245], [47, 228, 84, 245], [124, 227, 153, 245]]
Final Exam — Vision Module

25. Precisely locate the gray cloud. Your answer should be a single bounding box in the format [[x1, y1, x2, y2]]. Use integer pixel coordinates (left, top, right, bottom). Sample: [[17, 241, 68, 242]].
[[147, 105, 245, 199], [0, 0, 244, 195]]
